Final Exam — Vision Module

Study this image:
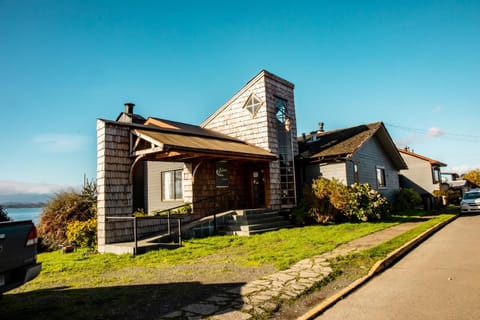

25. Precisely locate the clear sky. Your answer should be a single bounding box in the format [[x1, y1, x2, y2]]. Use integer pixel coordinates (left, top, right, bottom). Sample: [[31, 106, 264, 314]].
[[1, 0, 479, 195]]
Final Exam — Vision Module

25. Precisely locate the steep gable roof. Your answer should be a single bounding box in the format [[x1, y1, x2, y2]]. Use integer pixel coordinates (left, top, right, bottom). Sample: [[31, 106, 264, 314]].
[[200, 69, 294, 127], [398, 148, 447, 167], [299, 122, 407, 170]]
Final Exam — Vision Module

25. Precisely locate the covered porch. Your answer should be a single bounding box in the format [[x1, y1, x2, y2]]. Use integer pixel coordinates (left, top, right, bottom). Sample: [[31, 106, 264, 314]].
[[97, 117, 277, 252], [131, 117, 277, 214]]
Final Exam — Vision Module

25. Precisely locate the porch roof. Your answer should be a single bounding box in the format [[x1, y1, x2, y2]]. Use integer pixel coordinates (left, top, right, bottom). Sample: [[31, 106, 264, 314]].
[[131, 117, 277, 162]]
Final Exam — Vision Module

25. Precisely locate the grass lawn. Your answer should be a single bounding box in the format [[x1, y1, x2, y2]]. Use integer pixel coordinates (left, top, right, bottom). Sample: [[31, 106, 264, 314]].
[[1, 212, 455, 320]]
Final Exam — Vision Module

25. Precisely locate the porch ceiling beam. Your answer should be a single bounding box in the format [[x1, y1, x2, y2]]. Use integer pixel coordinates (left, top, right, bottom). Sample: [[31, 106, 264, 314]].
[[131, 130, 163, 150], [132, 146, 165, 156], [132, 134, 142, 152]]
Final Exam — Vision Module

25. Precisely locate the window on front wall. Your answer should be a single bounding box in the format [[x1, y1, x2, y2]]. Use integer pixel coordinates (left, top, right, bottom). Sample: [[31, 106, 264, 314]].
[[243, 93, 263, 117], [275, 97, 288, 123], [275, 97, 295, 205], [353, 163, 360, 183], [376, 166, 386, 188], [432, 167, 441, 184], [162, 169, 183, 200]]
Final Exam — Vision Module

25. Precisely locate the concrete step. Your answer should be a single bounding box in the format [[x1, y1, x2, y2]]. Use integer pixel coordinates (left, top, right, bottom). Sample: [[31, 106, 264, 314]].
[[240, 220, 291, 232], [219, 208, 293, 236], [229, 213, 284, 225]]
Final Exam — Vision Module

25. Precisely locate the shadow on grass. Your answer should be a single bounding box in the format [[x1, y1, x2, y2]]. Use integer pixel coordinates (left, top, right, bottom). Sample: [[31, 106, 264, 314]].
[[1, 281, 245, 320]]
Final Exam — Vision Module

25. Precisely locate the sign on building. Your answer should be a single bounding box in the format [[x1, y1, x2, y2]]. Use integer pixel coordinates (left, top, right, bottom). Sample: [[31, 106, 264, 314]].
[[215, 161, 229, 188]]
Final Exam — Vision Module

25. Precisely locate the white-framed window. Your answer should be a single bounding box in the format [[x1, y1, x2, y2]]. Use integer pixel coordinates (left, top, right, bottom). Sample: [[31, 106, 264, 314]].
[[376, 166, 386, 188], [162, 169, 183, 200], [243, 93, 263, 117], [353, 162, 360, 183]]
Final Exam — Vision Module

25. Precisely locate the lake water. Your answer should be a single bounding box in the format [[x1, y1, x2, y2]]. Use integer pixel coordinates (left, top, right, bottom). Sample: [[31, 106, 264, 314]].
[[5, 207, 42, 225]]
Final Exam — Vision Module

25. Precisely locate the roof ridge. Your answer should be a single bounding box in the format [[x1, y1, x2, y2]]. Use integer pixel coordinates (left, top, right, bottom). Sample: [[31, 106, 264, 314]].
[[398, 148, 447, 167]]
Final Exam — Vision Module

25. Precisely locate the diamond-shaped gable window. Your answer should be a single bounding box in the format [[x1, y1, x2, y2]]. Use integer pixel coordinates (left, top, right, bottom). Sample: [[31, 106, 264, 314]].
[[243, 94, 263, 117]]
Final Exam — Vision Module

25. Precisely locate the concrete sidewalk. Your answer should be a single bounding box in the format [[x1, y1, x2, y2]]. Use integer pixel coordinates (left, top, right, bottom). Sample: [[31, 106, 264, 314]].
[[158, 216, 456, 320]]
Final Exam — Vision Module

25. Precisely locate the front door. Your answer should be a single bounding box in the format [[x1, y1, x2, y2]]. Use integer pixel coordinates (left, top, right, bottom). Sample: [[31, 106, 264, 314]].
[[251, 168, 266, 207]]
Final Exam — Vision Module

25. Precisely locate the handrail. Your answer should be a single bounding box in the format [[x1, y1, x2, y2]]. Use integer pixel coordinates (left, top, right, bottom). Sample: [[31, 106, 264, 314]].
[[155, 190, 231, 216], [105, 190, 230, 255]]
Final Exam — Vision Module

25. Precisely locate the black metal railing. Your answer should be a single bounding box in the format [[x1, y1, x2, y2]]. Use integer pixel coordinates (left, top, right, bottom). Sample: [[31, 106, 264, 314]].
[[156, 190, 231, 216], [155, 190, 231, 234], [106, 215, 182, 255], [105, 191, 231, 255]]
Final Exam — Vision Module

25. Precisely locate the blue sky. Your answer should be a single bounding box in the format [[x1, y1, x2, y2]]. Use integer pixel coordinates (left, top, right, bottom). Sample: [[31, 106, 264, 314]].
[[1, 0, 479, 195]]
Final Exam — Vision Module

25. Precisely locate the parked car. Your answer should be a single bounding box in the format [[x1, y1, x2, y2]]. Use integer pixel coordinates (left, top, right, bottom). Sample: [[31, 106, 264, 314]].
[[0, 220, 42, 295], [460, 189, 480, 214]]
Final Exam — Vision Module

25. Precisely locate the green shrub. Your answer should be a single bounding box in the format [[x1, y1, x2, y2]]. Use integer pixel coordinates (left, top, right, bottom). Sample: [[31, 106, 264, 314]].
[[394, 188, 422, 212], [346, 183, 390, 221], [0, 205, 11, 222], [66, 218, 97, 248], [446, 189, 462, 205], [154, 204, 192, 216], [435, 189, 462, 205], [291, 202, 315, 225], [133, 208, 147, 217]]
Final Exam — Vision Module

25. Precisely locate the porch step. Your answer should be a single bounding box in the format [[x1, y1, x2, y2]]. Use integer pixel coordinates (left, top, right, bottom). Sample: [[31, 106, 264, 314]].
[[220, 208, 293, 236]]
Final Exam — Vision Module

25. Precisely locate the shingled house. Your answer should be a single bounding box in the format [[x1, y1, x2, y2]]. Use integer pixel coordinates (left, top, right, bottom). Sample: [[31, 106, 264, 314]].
[[97, 70, 298, 252], [297, 122, 408, 202]]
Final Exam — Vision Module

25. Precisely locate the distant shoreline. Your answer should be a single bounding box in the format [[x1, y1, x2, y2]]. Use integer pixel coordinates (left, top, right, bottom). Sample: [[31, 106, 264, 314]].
[[1, 203, 46, 209]]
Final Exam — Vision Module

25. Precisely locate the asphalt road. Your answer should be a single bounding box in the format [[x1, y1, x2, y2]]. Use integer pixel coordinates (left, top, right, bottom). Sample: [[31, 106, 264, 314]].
[[317, 214, 480, 320]]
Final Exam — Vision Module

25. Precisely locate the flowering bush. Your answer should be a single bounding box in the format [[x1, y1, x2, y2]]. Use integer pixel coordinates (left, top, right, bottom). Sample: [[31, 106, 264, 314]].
[[306, 177, 349, 223], [345, 183, 390, 221], [66, 218, 97, 248], [302, 178, 390, 224]]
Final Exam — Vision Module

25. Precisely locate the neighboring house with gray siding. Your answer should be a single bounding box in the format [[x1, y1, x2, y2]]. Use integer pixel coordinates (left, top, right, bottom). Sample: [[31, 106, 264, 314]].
[[298, 122, 407, 202], [398, 148, 447, 200]]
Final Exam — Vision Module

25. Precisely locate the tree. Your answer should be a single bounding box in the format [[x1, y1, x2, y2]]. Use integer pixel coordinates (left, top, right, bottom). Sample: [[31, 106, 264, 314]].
[[0, 205, 11, 222], [462, 169, 480, 188], [37, 178, 97, 250], [394, 188, 422, 212]]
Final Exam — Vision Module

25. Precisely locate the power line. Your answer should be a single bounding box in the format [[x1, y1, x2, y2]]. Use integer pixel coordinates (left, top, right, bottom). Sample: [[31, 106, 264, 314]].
[[385, 123, 480, 143]]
